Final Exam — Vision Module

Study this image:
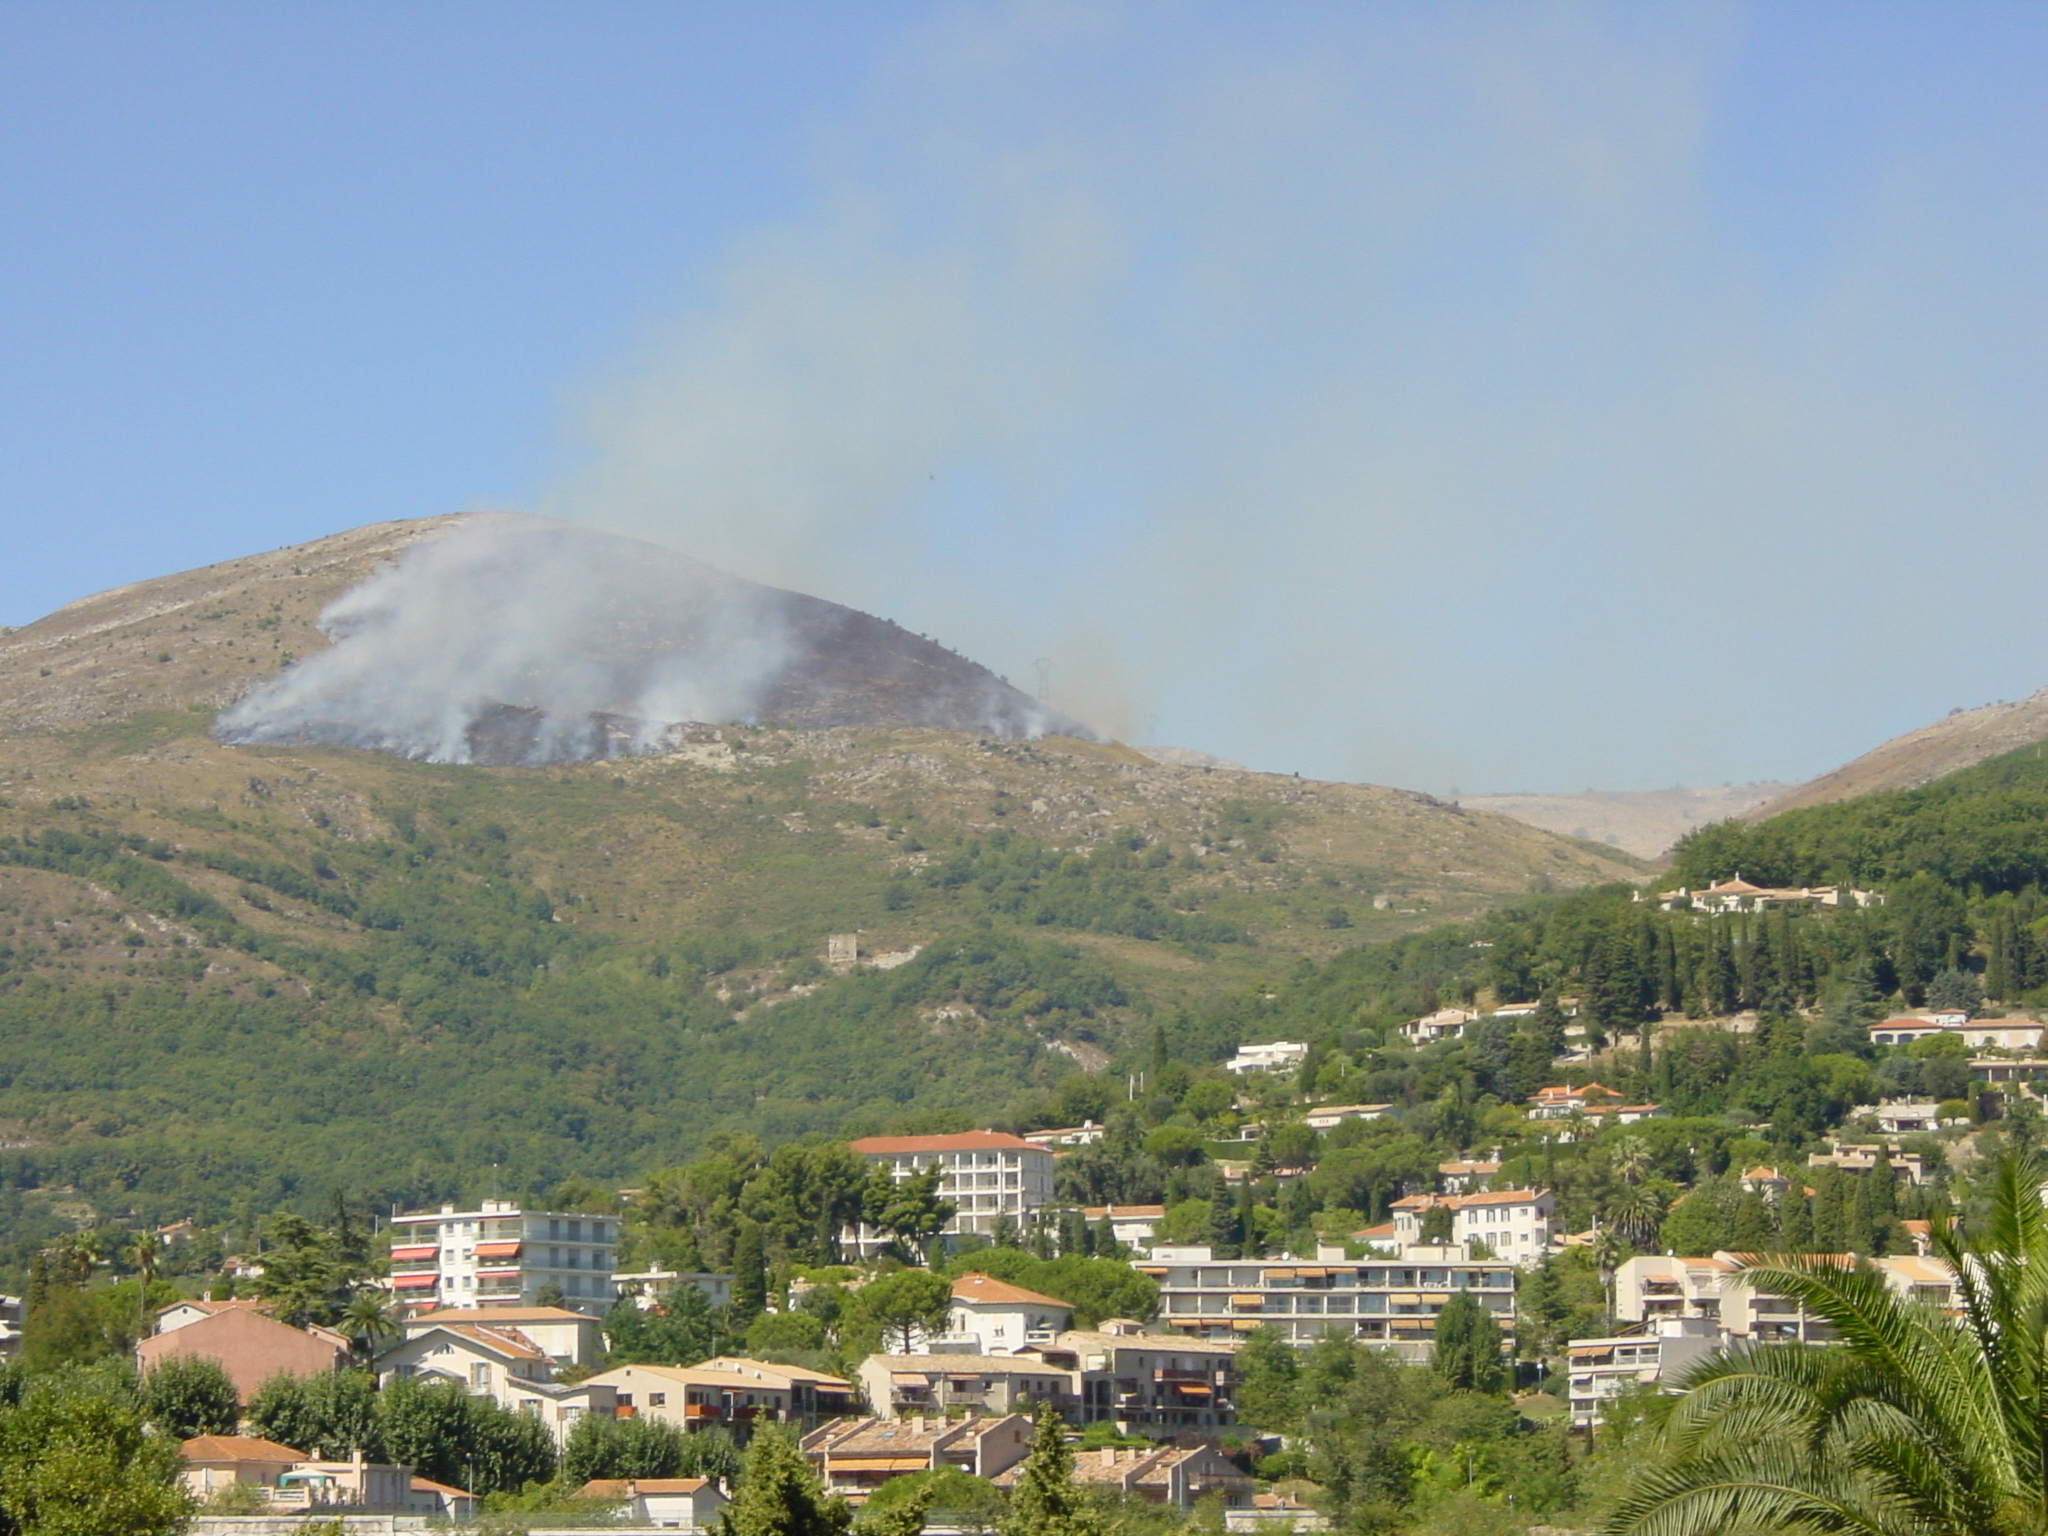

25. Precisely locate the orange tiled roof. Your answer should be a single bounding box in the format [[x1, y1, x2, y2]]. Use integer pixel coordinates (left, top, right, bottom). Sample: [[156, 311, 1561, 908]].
[[849, 1131, 1042, 1154], [952, 1273, 1074, 1310]]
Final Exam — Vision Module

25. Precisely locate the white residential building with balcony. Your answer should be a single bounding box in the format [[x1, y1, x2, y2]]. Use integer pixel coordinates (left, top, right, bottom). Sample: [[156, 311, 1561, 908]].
[[1225, 1042, 1309, 1075], [1143, 1242, 1516, 1361], [1564, 1316, 1728, 1427], [1390, 1189, 1555, 1266], [846, 1132, 1055, 1251], [1615, 1252, 1959, 1344], [386, 1200, 621, 1314]]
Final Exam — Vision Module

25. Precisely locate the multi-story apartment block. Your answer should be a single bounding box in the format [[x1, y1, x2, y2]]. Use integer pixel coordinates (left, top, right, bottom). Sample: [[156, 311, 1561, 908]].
[[1563, 1316, 1727, 1427], [846, 1132, 1055, 1252], [1018, 1322, 1241, 1435], [1390, 1189, 1554, 1266], [1143, 1243, 1515, 1361], [1616, 1252, 1958, 1344], [387, 1200, 621, 1314]]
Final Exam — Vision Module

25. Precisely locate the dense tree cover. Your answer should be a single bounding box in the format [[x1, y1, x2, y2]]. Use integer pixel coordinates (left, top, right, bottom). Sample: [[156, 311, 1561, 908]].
[[1237, 1331, 1583, 1534], [244, 1369, 555, 1494], [0, 803, 1130, 1260], [920, 829, 1241, 948], [1670, 742, 2048, 897], [136, 1353, 238, 1439], [0, 1362, 190, 1536]]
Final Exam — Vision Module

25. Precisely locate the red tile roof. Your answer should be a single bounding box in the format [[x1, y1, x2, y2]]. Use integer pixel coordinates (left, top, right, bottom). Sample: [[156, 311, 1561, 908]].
[[952, 1273, 1074, 1310], [849, 1131, 1042, 1154], [181, 1435, 305, 1463]]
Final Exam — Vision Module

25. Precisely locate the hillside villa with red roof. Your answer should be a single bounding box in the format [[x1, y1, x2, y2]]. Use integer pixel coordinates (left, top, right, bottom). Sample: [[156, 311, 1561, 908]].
[[846, 1131, 1054, 1255], [930, 1272, 1076, 1354]]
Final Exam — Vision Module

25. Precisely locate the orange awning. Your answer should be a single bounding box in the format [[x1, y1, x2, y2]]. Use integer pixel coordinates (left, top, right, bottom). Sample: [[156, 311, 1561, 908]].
[[474, 1241, 521, 1259], [388, 1246, 439, 1262], [391, 1273, 439, 1289], [1229, 1294, 1263, 1310], [831, 1457, 932, 1472]]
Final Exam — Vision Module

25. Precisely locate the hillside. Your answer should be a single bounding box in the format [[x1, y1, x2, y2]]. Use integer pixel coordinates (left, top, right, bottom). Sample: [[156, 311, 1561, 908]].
[[1, 515, 1076, 762], [1670, 737, 2048, 895], [1746, 687, 2048, 819], [0, 522, 1643, 1248], [1454, 784, 1788, 859]]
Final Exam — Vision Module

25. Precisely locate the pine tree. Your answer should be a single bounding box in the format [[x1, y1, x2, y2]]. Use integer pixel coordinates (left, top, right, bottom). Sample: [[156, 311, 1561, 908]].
[[1002, 1405, 1103, 1536], [720, 1423, 851, 1536]]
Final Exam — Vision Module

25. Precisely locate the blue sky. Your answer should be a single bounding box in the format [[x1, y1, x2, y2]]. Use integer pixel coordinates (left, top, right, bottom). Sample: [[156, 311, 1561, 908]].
[[4, 2, 2045, 793]]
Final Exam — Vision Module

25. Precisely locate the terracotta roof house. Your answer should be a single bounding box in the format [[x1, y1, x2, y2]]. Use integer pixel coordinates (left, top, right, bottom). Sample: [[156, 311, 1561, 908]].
[[803, 1414, 1033, 1504], [994, 1443, 1253, 1511], [577, 1478, 726, 1530], [935, 1272, 1076, 1353], [139, 1307, 349, 1400], [180, 1435, 307, 1499]]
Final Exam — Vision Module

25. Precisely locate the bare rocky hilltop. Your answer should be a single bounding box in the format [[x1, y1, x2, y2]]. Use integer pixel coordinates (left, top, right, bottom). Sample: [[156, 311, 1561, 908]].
[[0, 515, 1077, 758], [1742, 688, 2048, 820]]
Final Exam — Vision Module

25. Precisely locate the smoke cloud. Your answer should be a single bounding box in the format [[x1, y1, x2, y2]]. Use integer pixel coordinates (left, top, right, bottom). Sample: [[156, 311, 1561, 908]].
[[539, 3, 2048, 792], [215, 515, 1070, 764]]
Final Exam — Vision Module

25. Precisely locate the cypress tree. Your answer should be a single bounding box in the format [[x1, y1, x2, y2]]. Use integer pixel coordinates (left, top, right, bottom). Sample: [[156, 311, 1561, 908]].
[[1002, 1405, 1103, 1536], [731, 1222, 768, 1325], [1812, 1170, 1845, 1254], [1849, 1173, 1876, 1256], [1780, 1188, 1815, 1252], [1730, 1191, 1776, 1254], [1432, 1292, 1504, 1393]]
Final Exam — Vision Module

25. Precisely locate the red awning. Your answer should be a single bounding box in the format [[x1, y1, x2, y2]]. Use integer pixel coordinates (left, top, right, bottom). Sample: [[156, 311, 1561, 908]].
[[391, 1273, 439, 1290], [388, 1246, 439, 1262], [474, 1241, 521, 1259]]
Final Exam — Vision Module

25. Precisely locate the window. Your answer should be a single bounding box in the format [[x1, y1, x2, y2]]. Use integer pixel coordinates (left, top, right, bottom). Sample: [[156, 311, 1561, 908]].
[[471, 1363, 490, 1388], [650, 1393, 666, 1407]]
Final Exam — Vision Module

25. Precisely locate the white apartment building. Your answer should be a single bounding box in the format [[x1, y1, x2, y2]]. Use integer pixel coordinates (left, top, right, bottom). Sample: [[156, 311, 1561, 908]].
[[611, 1268, 733, 1310], [1390, 1189, 1555, 1266], [1564, 1316, 1727, 1427], [1143, 1242, 1516, 1361], [1225, 1042, 1309, 1075], [846, 1132, 1055, 1251], [1302, 1104, 1393, 1130], [387, 1200, 621, 1314], [1615, 1252, 1958, 1343]]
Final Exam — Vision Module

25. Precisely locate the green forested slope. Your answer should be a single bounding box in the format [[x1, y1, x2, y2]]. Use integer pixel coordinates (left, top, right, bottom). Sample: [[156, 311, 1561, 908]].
[[0, 704, 1636, 1255]]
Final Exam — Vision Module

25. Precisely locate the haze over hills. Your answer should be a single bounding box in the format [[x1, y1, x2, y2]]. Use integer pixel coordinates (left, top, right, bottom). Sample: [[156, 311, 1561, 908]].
[[0, 517, 1643, 1236], [1742, 687, 2048, 821], [1453, 784, 1791, 860]]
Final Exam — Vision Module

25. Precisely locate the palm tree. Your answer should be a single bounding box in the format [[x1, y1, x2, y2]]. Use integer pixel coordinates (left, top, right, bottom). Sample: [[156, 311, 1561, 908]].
[[1604, 1184, 1665, 1252], [128, 1232, 160, 1340], [1610, 1134, 1653, 1188], [1604, 1152, 2048, 1536], [340, 1290, 399, 1366]]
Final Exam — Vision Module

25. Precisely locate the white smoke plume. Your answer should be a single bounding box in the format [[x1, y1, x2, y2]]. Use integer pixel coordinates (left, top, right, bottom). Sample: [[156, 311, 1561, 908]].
[[216, 515, 1070, 764]]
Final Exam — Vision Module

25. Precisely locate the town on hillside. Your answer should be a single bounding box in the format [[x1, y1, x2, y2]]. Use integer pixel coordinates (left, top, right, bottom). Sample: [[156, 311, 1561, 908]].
[[16, 955, 2039, 1532]]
